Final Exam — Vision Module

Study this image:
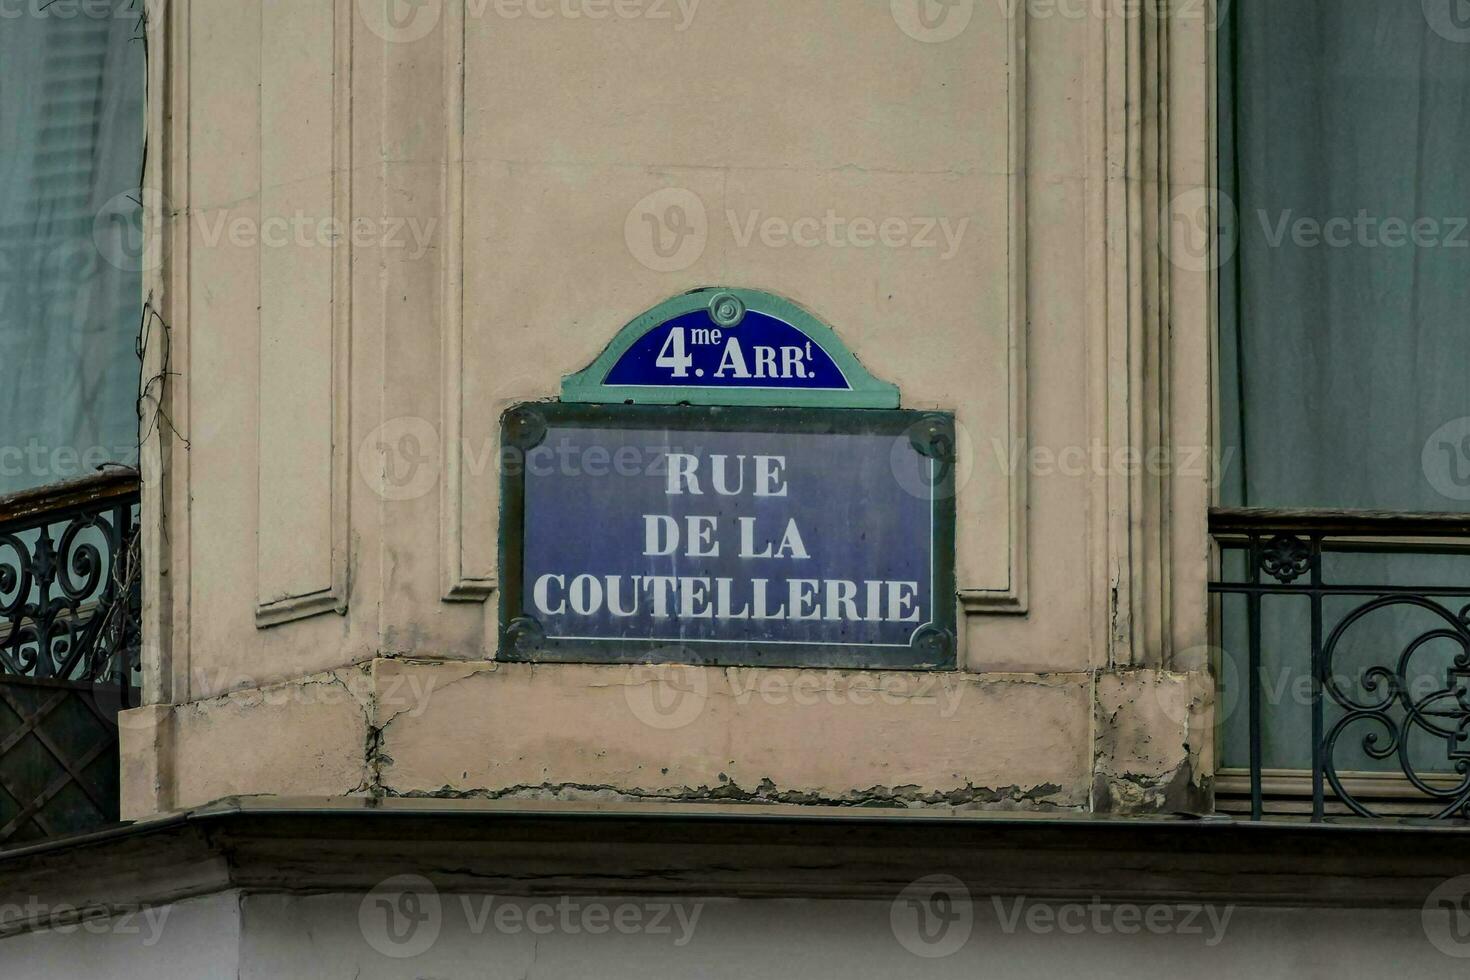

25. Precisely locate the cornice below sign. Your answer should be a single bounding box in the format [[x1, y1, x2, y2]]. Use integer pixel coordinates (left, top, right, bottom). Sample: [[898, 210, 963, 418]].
[[561, 288, 900, 408]]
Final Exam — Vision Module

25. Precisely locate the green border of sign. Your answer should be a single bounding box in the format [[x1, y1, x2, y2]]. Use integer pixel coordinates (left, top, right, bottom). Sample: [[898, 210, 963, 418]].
[[560, 288, 900, 408], [498, 403, 957, 670]]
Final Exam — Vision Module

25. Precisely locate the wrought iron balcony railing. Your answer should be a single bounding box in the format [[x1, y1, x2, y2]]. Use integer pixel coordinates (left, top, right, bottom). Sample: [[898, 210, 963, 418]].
[[0, 470, 140, 845], [1211, 508, 1470, 822]]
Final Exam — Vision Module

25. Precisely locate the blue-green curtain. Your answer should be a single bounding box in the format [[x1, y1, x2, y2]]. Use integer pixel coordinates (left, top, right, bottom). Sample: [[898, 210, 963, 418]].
[[0, 6, 145, 497], [1219, 0, 1470, 772]]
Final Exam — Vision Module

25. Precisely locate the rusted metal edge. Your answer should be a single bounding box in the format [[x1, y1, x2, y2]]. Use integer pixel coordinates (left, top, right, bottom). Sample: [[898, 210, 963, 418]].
[[0, 469, 140, 529], [0, 798, 1467, 912], [1211, 506, 1470, 538]]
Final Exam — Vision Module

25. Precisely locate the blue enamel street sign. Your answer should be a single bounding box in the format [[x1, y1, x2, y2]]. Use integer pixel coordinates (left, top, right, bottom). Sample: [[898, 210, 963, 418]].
[[560, 288, 901, 409], [603, 307, 850, 392], [499, 404, 957, 669]]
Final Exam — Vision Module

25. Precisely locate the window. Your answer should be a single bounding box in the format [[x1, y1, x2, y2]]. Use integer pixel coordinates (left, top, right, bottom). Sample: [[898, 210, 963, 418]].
[[0, 3, 146, 844], [0, 5, 146, 496], [1216, 0, 1470, 817]]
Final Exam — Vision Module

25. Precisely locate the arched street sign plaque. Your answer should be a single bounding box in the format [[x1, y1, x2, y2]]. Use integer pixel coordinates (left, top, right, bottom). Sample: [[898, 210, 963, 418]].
[[561, 288, 900, 409], [503, 290, 955, 670]]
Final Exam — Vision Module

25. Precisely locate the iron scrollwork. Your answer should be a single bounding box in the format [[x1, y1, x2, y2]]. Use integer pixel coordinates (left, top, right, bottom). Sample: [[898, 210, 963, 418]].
[[1212, 510, 1470, 822], [0, 474, 141, 844], [1260, 534, 1314, 584], [0, 482, 140, 687], [1322, 597, 1470, 820]]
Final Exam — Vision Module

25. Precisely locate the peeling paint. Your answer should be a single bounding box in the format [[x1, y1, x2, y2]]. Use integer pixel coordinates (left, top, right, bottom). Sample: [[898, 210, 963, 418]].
[[1092, 668, 1213, 815], [384, 778, 1081, 812], [127, 657, 1213, 819]]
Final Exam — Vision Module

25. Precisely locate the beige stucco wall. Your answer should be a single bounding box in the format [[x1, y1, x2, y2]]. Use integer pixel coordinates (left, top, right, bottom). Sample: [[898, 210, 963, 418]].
[[123, 0, 1218, 819]]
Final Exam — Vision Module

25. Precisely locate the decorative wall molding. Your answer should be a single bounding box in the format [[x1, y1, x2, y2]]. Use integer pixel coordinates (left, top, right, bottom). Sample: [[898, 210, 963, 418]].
[[439, 0, 492, 603], [254, 0, 352, 627], [440, 3, 1032, 613], [961, 6, 1029, 616], [1090, 0, 1210, 669], [1093, 0, 1170, 668], [141, 0, 191, 711]]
